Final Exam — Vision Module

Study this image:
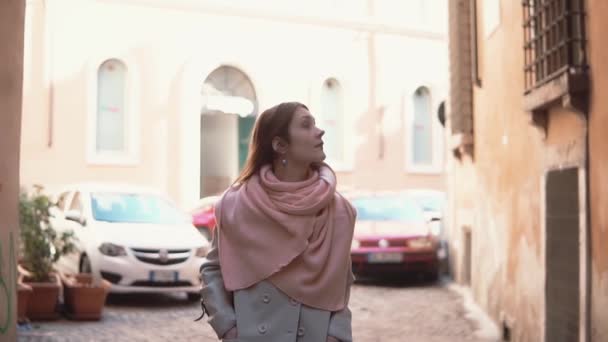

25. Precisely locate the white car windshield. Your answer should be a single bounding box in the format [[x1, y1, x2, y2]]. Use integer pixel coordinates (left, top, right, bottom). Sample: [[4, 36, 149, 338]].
[[91, 192, 188, 224]]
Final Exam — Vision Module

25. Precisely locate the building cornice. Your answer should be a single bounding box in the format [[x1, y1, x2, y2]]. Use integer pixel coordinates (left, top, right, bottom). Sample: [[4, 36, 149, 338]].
[[97, 0, 446, 41]]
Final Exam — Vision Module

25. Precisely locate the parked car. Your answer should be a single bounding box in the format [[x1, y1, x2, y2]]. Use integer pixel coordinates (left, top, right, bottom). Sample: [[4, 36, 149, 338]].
[[49, 183, 210, 300], [349, 192, 441, 281], [402, 189, 449, 275], [190, 195, 220, 240]]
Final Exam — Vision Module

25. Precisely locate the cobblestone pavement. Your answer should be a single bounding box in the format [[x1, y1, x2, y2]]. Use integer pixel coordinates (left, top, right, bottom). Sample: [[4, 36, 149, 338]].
[[17, 278, 497, 342]]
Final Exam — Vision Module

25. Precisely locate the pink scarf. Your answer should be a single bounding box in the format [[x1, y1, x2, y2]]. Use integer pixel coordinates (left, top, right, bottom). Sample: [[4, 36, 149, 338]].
[[215, 164, 356, 311]]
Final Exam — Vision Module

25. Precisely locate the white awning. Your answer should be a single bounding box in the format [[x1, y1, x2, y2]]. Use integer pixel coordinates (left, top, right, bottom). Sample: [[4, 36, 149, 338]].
[[201, 94, 255, 117]]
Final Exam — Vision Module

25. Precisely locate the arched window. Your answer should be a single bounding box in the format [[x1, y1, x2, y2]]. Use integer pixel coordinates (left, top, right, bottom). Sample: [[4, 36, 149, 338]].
[[412, 86, 433, 165], [96, 59, 127, 152], [320, 78, 344, 163]]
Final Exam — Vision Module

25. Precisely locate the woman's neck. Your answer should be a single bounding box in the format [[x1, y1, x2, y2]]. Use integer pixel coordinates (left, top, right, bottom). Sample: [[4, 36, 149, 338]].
[[272, 160, 311, 182]]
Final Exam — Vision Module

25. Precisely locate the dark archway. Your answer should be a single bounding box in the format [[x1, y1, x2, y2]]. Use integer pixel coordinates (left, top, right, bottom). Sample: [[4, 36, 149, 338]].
[[199, 66, 258, 197]]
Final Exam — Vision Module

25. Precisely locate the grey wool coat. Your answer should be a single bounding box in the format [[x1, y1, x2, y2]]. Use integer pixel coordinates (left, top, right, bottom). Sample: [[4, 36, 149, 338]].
[[199, 227, 354, 342]]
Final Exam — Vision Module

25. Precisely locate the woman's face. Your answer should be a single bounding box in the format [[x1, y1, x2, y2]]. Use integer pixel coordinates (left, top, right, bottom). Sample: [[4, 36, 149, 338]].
[[284, 107, 326, 165]]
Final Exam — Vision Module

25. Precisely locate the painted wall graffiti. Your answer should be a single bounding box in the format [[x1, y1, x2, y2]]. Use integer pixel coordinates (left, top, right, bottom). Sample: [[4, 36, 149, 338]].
[[0, 232, 16, 334]]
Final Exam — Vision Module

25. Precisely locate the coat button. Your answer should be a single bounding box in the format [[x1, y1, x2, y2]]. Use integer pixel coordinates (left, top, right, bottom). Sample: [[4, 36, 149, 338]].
[[258, 323, 268, 334], [297, 327, 305, 337], [262, 294, 271, 304], [289, 298, 298, 306]]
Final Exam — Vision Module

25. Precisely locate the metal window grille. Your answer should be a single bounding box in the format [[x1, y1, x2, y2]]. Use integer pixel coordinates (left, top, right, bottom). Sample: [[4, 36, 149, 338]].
[[523, 0, 587, 93]]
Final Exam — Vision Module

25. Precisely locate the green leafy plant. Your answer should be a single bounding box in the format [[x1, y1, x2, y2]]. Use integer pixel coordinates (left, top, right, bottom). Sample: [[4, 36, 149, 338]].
[[19, 186, 76, 282]]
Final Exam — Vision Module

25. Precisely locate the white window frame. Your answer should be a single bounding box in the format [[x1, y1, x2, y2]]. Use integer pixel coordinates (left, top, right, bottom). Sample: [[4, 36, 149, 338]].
[[309, 75, 354, 172], [483, 0, 501, 38], [86, 55, 140, 166], [404, 85, 444, 174]]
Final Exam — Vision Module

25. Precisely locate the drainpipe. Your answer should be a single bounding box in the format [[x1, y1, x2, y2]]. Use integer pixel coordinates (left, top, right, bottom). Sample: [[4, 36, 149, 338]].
[[366, 0, 382, 162], [580, 2, 591, 340], [584, 104, 591, 342], [583, 80, 592, 342], [44, 0, 54, 148]]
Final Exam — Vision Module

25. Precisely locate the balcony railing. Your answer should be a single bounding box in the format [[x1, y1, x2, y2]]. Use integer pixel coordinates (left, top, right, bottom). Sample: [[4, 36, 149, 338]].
[[522, 0, 587, 94]]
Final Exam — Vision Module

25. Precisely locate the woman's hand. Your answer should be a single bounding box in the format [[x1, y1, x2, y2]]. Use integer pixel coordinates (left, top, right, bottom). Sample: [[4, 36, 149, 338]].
[[222, 326, 238, 340], [327, 336, 340, 342]]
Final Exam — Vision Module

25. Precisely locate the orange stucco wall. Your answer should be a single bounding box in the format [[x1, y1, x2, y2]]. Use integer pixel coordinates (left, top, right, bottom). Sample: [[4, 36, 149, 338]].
[[447, 0, 591, 340], [587, 0, 608, 340]]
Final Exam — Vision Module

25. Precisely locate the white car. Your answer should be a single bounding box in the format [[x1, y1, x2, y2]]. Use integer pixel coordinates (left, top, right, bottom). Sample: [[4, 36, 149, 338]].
[[49, 183, 210, 300]]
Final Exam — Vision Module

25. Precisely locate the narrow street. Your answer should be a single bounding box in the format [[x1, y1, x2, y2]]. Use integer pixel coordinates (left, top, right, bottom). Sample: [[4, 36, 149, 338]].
[[17, 279, 496, 342]]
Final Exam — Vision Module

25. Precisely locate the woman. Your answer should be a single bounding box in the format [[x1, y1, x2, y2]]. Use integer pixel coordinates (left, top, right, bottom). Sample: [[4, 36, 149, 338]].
[[197, 102, 356, 342]]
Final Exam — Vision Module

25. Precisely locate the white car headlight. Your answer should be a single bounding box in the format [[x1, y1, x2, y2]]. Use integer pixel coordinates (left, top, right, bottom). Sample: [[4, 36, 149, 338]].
[[98, 243, 127, 256], [195, 245, 210, 258]]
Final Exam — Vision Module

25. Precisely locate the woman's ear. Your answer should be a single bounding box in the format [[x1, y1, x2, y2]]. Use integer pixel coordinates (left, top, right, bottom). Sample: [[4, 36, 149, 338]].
[[272, 137, 288, 154]]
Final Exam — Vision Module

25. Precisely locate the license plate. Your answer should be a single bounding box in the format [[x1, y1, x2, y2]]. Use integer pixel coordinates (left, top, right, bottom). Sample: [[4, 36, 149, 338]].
[[150, 270, 178, 282], [368, 252, 403, 263]]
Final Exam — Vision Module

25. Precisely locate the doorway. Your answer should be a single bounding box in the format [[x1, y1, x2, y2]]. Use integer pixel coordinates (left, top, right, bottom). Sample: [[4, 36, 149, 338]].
[[199, 66, 257, 198], [463, 228, 472, 286], [545, 167, 580, 342]]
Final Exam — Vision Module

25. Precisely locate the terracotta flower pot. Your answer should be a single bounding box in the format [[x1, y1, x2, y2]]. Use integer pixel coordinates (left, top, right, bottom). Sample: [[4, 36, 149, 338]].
[[17, 282, 33, 323], [24, 274, 61, 321], [62, 273, 111, 321]]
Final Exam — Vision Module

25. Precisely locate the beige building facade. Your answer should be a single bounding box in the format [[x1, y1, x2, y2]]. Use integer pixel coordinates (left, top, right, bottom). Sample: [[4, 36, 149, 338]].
[[20, 0, 449, 210], [446, 0, 608, 341]]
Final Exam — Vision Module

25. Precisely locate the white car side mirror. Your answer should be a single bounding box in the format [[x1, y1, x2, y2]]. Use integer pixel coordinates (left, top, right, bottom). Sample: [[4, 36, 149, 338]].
[[65, 209, 86, 226]]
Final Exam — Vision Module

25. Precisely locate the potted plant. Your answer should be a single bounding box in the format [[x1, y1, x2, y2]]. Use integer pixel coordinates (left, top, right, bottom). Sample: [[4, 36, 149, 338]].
[[19, 186, 75, 321], [16, 280, 33, 323], [60, 273, 111, 320]]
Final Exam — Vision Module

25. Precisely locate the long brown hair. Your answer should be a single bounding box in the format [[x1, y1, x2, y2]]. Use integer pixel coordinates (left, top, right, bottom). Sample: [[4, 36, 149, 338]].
[[233, 102, 308, 185]]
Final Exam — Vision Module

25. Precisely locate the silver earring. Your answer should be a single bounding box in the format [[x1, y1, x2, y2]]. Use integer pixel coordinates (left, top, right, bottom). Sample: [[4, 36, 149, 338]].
[[281, 158, 287, 166]]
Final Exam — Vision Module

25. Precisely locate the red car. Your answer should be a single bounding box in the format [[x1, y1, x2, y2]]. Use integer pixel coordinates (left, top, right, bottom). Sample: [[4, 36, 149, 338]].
[[349, 192, 441, 281], [190, 196, 219, 241]]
